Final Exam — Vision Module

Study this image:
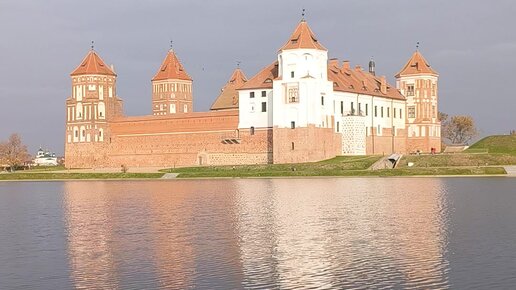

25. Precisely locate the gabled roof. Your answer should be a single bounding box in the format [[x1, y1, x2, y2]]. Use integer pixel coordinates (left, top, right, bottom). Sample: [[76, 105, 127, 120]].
[[210, 68, 248, 110], [395, 50, 438, 78], [328, 61, 405, 100], [239, 61, 278, 90], [279, 20, 327, 51], [71, 50, 116, 76], [152, 50, 192, 81]]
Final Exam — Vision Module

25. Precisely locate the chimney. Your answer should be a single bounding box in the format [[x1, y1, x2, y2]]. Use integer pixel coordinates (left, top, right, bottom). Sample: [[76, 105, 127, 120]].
[[329, 58, 339, 68], [355, 65, 362, 71], [110, 64, 115, 73], [380, 76, 387, 94], [342, 60, 350, 71]]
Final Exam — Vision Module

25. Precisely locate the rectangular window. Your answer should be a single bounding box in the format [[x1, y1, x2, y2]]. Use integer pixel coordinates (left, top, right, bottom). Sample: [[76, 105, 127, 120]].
[[381, 107, 384, 118], [321, 96, 324, 106], [336, 121, 340, 132], [387, 107, 390, 118], [261, 102, 267, 112], [374, 106, 377, 117], [291, 121, 296, 129], [358, 103, 361, 115], [399, 108, 403, 119], [432, 83, 437, 96], [407, 84, 415, 96], [351, 102, 354, 114], [432, 105, 436, 118], [366, 104, 369, 116], [394, 108, 397, 118], [250, 92, 255, 98], [408, 106, 416, 118], [291, 71, 295, 78], [288, 88, 299, 103], [340, 101, 344, 115], [261, 90, 266, 97]]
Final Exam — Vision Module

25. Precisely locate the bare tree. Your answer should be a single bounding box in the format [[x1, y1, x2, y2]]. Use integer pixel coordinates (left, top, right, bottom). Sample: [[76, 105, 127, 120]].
[[440, 114, 478, 144], [0, 134, 30, 172]]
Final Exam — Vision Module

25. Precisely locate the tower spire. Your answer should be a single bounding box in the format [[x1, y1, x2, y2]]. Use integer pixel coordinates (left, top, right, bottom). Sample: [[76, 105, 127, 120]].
[[369, 56, 376, 76], [90, 40, 94, 51], [416, 41, 420, 51], [169, 40, 173, 51], [301, 8, 306, 21]]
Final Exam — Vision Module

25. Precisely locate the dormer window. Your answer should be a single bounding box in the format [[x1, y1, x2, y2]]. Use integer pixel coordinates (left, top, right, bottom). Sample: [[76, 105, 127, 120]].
[[264, 78, 272, 83]]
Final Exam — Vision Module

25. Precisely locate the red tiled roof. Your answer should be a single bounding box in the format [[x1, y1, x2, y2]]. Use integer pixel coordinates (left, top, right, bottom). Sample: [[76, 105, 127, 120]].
[[279, 20, 327, 51], [210, 68, 248, 110], [70, 50, 116, 76], [239, 61, 278, 90], [152, 50, 192, 81], [328, 62, 405, 100], [395, 50, 438, 77]]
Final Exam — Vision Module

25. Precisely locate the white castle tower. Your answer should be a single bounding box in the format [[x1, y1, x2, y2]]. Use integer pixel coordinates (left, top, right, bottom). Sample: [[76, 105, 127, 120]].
[[273, 19, 333, 129]]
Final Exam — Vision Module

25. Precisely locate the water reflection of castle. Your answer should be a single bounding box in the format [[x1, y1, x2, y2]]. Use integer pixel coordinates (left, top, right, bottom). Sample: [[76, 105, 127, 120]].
[[63, 179, 449, 288]]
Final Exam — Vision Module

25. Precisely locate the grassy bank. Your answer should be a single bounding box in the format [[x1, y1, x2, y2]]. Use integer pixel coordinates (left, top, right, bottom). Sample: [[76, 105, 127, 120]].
[[466, 135, 516, 154], [0, 172, 164, 180], [398, 153, 516, 168], [162, 155, 507, 178], [162, 156, 381, 178]]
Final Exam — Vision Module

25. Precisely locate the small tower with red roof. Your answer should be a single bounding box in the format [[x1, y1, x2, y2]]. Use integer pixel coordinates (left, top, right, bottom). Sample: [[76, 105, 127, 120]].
[[396, 48, 441, 153], [151, 48, 193, 115], [210, 67, 248, 111], [65, 46, 123, 167]]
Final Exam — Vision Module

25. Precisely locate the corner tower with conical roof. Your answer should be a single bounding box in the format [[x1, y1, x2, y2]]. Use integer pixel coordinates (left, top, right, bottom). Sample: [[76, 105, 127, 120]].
[[396, 49, 441, 153], [65, 48, 123, 168], [151, 49, 193, 115]]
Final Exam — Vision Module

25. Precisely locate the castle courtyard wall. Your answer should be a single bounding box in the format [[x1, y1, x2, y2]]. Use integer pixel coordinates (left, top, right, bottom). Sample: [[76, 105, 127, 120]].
[[272, 125, 342, 164]]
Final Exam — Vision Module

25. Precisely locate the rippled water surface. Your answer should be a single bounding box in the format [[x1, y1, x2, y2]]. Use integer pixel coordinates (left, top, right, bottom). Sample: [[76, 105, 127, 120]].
[[1, 178, 515, 289]]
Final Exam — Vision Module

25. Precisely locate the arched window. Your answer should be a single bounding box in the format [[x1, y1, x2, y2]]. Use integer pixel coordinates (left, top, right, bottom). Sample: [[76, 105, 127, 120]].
[[76, 103, 83, 119], [98, 102, 105, 119]]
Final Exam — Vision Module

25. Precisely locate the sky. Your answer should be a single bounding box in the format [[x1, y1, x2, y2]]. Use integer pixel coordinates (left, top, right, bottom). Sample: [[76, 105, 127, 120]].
[[1, 0, 515, 155]]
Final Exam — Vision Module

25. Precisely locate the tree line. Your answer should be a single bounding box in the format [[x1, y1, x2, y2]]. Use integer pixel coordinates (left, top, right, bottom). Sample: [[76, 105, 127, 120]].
[[0, 134, 30, 172]]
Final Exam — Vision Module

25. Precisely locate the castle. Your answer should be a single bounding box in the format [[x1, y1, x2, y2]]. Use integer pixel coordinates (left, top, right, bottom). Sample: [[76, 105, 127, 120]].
[[64, 19, 441, 168]]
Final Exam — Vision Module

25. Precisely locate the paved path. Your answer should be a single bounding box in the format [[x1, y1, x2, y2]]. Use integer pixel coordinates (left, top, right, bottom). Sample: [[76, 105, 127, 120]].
[[504, 166, 516, 176]]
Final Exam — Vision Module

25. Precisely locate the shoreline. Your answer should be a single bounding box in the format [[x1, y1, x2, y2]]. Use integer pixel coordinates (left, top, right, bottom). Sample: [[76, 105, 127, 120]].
[[0, 173, 513, 182]]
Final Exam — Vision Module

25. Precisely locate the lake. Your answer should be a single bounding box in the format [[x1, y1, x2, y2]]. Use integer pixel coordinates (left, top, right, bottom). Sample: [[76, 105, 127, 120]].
[[1, 178, 515, 289]]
